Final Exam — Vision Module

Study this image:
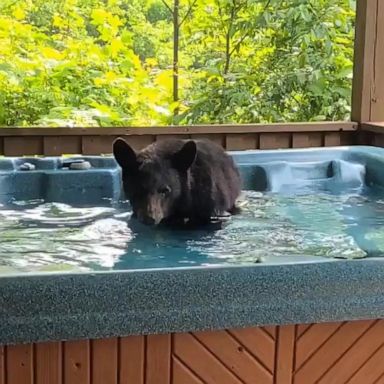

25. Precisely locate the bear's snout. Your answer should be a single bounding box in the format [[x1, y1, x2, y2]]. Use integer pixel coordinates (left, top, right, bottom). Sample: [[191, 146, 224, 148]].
[[140, 215, 157, 226], [137, 210, 164, 226], [136, 196, 165, 226]]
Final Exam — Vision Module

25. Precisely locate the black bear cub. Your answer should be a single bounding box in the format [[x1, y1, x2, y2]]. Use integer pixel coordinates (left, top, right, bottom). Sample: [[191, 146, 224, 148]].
[[113, 138, 241, 226]]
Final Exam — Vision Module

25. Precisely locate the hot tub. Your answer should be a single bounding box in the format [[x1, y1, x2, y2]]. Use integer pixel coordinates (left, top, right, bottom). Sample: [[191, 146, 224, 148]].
[[1, 146, 384, 384]]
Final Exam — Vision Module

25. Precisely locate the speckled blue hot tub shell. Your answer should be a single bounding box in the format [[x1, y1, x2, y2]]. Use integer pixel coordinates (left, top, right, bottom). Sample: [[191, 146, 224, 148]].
[[1, 145, 384, 345]]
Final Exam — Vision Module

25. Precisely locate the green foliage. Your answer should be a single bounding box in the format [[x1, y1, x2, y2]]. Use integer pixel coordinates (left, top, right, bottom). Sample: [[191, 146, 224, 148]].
[[0, 0, 355, 126]]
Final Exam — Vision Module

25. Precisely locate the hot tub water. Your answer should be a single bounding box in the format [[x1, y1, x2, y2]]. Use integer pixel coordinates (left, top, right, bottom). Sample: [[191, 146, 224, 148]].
[[1, 152, 384, 273]]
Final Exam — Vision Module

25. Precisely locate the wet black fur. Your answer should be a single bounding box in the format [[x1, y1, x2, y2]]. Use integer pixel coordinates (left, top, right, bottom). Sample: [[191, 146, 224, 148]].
[[113, 138, 241, 226]]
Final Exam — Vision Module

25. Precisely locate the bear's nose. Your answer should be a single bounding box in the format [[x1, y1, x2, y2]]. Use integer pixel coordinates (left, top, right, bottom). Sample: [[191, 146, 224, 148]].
[[142, 216, 156, 225]]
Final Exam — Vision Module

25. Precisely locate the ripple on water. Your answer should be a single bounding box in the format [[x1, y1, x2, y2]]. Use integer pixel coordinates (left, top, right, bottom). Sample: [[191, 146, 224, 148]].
[[1, 187, 384, 273]]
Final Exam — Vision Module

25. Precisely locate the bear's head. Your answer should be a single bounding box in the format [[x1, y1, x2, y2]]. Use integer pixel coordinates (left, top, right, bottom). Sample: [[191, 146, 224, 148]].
[[113, 138, 197, 225]]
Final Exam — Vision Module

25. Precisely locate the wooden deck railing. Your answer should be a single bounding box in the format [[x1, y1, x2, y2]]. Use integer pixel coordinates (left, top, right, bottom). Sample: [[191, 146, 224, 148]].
[[0, 122, 358, 156]]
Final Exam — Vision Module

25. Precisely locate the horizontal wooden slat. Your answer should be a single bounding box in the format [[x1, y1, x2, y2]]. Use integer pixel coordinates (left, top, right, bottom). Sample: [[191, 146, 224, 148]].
[[340, 131, 357, 145], [3, 137, 44, 156], [225, 133, 258, 150], [192, 134, 225, 147], [82, 135, 154, 155], [359, 125, 384, 146], [0, 122, 358, 136], [372, 134, 384, 147], [259, 133, 291, 149], [292, 133, 323, 148], [81, 135, 118, 155], [43, 136, 82, 156], [155, 134, 190, 141], [125, 135, 155, 150], [356, 130, 374, 145], [0, 123, 361, 156], [361, 122, 384, 133], [324, 132, 341, 147]]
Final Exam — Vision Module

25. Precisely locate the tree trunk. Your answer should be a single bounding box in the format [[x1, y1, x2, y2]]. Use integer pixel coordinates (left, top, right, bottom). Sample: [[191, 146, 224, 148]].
[[173, 0, 179, 116], [224, 3, 236, 75], [224, 30, 231, 75]]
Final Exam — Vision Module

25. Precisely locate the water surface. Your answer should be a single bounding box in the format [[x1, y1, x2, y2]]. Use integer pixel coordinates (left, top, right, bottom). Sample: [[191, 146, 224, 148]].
[[1, 185, 384, 274]]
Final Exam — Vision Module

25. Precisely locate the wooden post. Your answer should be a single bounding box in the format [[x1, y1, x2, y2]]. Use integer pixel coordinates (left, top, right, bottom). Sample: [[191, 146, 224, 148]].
[[352, 0, 384, 122]]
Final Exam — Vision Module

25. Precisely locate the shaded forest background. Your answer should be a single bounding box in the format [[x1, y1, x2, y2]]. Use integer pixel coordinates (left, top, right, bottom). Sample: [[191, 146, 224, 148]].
[[0, 0, 355, 127]]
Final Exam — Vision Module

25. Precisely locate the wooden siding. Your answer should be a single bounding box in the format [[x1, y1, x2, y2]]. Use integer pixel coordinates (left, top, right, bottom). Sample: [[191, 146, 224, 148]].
[[360, 122, 384, 146], [1, 320, 384, 384], [0, 122, 357, 156]]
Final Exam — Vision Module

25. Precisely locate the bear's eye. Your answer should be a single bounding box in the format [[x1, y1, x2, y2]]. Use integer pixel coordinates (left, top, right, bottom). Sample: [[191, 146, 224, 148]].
[[158, 186, 171, 196]]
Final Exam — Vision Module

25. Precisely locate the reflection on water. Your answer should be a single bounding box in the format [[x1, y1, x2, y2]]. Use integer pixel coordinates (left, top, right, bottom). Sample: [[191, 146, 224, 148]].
[[1, 186, 384, 274]]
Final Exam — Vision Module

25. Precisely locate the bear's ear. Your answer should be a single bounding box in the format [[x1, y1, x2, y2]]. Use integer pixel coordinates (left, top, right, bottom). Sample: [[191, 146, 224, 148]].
[[113, 138, 138, 171], [173, 140, 197, 171]]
